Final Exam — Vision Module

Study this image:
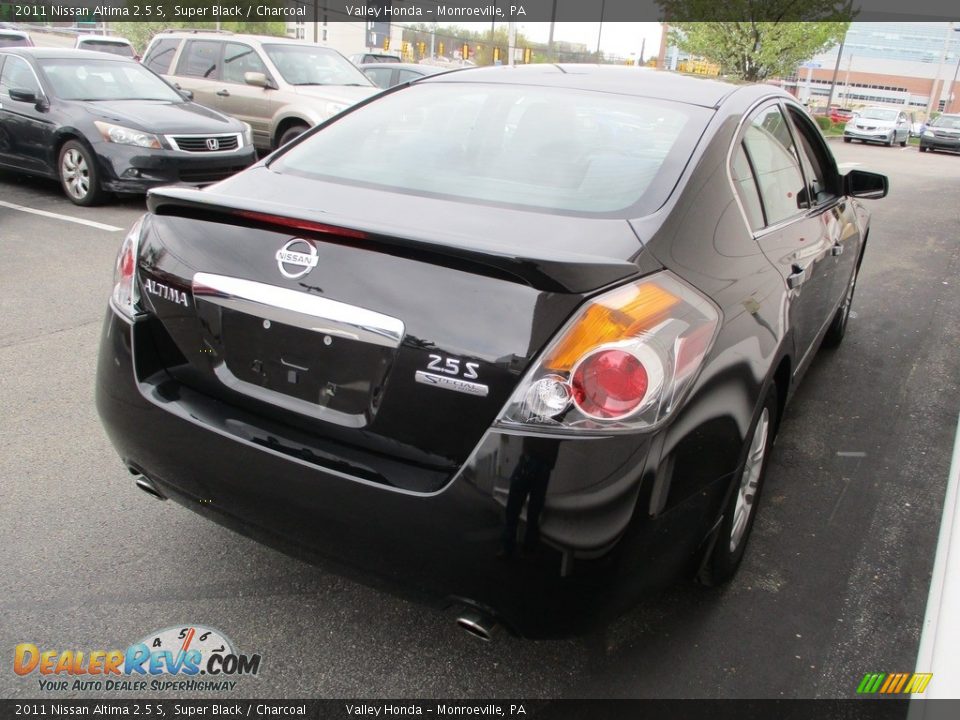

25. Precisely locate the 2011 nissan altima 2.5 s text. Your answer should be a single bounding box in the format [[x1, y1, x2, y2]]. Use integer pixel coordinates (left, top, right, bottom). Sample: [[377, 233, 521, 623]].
[[96, 65, 888, 638]]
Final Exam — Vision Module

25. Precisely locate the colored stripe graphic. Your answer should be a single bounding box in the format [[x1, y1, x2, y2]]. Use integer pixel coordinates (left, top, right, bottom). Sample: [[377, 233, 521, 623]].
[[857, 672, 933, 694], [904, 673, 933, 694], [857, 673, 886, 693]]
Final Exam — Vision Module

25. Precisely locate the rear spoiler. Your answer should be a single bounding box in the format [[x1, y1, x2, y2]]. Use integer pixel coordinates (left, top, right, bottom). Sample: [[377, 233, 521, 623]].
[[147, 187, 643, 294]]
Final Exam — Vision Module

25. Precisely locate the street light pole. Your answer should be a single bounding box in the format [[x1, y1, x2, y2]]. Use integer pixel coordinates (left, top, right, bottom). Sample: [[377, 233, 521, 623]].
[[826, 34, 845, 111]]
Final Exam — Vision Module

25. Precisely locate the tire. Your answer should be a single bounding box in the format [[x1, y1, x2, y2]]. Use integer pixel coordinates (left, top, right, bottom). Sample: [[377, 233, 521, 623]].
[[699, 386, 778, 586], [277, 124, 309, 148], [887, 134, 895, 147], [58, 140, 106, 206], [843, 137, 852, 143], [920, 146, 928, 153], [823, 261, 859, 348], [899, 138, 907, 147]]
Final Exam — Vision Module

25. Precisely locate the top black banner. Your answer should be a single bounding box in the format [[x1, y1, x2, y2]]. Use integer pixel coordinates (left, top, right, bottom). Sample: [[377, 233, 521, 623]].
[[0, 0, 958, 24]]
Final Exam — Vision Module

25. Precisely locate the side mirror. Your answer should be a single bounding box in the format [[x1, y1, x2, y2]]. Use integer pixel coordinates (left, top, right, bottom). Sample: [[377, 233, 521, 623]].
[[244, 71, 272, 89], [8, 88, 38, 103], [179, 89, 194, 101], [844, 169, 888, 199]]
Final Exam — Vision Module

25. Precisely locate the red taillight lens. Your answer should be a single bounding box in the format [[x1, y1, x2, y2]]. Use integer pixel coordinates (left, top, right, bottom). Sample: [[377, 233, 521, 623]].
[[111, 215, 144, 319], [572, 349, 649, 419], [497, 271, 720, 433]]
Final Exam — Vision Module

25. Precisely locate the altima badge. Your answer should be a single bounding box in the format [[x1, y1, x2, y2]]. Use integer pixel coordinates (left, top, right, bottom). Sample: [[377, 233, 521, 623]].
[[276, 239, 318, 279], [415, 371, 489, 397]]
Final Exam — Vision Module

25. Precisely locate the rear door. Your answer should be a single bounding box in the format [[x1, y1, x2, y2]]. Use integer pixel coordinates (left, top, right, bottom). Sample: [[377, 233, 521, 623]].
[[172, 39, 223, 110]]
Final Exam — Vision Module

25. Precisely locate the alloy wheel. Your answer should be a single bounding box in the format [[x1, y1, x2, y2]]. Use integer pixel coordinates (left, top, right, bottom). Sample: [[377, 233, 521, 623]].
[[729, 407, 770, 553], [61, 148, 90, 201]]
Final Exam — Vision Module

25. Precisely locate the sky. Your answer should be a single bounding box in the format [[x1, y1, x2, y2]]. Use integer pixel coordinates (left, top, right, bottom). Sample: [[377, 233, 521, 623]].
[[520, 21, 663, 58], [448, 21, 664, 58]]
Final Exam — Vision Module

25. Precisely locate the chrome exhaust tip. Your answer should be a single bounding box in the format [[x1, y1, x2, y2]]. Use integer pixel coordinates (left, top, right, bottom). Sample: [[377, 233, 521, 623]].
[[134, 476, 166, 501], [455, 609, 499, 641]]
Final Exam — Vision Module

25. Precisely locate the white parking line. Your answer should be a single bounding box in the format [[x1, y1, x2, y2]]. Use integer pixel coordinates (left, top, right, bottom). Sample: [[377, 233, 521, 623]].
[[911, 410, 960, 702], [0, 200, 123, 232]]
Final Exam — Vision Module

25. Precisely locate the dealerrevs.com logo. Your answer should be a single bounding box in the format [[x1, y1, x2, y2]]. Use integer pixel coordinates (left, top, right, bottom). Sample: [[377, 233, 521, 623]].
[[14, 625, 261, 693]]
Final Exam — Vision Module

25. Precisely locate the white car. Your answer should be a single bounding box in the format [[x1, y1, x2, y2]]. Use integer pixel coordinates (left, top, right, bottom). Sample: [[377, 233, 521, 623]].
[[843, 106, 911, 146], [75, 36, 138, 60]]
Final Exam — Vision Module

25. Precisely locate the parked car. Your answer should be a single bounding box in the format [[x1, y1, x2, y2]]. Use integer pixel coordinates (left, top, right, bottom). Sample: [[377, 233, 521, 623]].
[[828, 106, 855, 123], [74, 35, 138, 61], [843, 106, 911, 146], [96, 65, 887, 637], [919, 113, 960, 153], [0, 48, 256, 205], [359, 61, 446, 88], [349, 52, 401, 65], [143, 32, 378, 151], [0, 29, 32, 48]]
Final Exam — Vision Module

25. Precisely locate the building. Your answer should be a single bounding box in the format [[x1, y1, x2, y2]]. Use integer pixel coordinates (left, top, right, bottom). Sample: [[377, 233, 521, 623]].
[[786, 22, 960, 117]]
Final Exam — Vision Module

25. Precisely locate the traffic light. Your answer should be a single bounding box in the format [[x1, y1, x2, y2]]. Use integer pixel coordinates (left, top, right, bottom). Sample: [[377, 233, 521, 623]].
[[438, 41, 445, 56], [383, 37, 390, 51], [523, 47, 532, 64], [493, 47, 501, 63], [462, 43, 469, 60]]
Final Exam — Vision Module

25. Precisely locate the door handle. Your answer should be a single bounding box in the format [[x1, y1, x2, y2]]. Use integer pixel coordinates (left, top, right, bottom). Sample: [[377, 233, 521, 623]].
[[787, 264, 807, 290], [216, 89, 230, 97], [831, 242, 844, 257]]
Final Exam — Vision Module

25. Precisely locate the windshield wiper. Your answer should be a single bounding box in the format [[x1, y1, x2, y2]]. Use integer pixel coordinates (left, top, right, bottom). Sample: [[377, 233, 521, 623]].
[[292, 82, 330, 86]]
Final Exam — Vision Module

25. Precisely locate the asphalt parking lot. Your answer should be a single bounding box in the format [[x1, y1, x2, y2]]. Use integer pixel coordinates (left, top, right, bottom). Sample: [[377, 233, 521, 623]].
[[1, 140, 958, 699]]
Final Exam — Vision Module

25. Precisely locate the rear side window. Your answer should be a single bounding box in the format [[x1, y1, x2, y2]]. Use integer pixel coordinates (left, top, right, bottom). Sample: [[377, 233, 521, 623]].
[[177, 40, 221, 79], [731, 144, 764, 231], [742, 105, 805, 226], [143, 38, 179, 74], [363, 67, 392, 88], [273, 83, 708, 216]]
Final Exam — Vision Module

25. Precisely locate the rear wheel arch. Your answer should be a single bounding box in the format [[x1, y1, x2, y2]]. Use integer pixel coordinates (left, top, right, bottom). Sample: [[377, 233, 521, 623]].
[[273, 117, 310, 149]]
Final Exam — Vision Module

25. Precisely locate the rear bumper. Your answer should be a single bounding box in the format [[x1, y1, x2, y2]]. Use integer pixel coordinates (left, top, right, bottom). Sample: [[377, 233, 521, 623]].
[[96, 308, 734, 635], [93, 142, 256, 193]]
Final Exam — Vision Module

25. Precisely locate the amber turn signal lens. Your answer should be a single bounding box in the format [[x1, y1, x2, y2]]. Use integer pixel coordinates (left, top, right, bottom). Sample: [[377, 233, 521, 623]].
[[544, 282, 679, 371]]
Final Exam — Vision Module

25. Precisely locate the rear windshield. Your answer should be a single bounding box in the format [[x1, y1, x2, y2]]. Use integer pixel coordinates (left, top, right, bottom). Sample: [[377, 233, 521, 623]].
[[0, 34, 30, 48], [80, 40, 136, 58], [272, 83, 708, 215]]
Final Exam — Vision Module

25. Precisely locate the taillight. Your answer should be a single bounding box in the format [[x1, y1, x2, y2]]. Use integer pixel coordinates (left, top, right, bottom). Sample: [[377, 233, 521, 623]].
[[110, 215, 145, 320], [496, 271, 720, 434]]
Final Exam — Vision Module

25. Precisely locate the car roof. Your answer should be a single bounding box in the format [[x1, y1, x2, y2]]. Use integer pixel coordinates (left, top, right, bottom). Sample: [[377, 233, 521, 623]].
[[0, 29, 29, 37], [154, 32, 330, 48], [420, 64, 757, 109], [1, 47, 136, 61], [77, 36, 132, 44], [359, 62, 442, 72]]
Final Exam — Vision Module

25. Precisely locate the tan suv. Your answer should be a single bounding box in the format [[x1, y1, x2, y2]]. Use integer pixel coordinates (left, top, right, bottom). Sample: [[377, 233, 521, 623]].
[[142, 31, 378, 151]]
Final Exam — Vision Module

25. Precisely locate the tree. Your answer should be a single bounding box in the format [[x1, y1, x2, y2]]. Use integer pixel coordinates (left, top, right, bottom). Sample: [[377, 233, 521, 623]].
[[658, 1, 853, 81]]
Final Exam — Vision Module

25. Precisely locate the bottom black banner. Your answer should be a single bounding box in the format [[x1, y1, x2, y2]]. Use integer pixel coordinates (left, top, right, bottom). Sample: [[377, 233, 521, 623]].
[[2, 699, 959, 720]]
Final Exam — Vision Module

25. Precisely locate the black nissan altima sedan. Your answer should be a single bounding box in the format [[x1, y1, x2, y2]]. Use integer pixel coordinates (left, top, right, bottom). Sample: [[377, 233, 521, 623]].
[[96, 65, 888, 638], [0, 48, 256, 205]]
